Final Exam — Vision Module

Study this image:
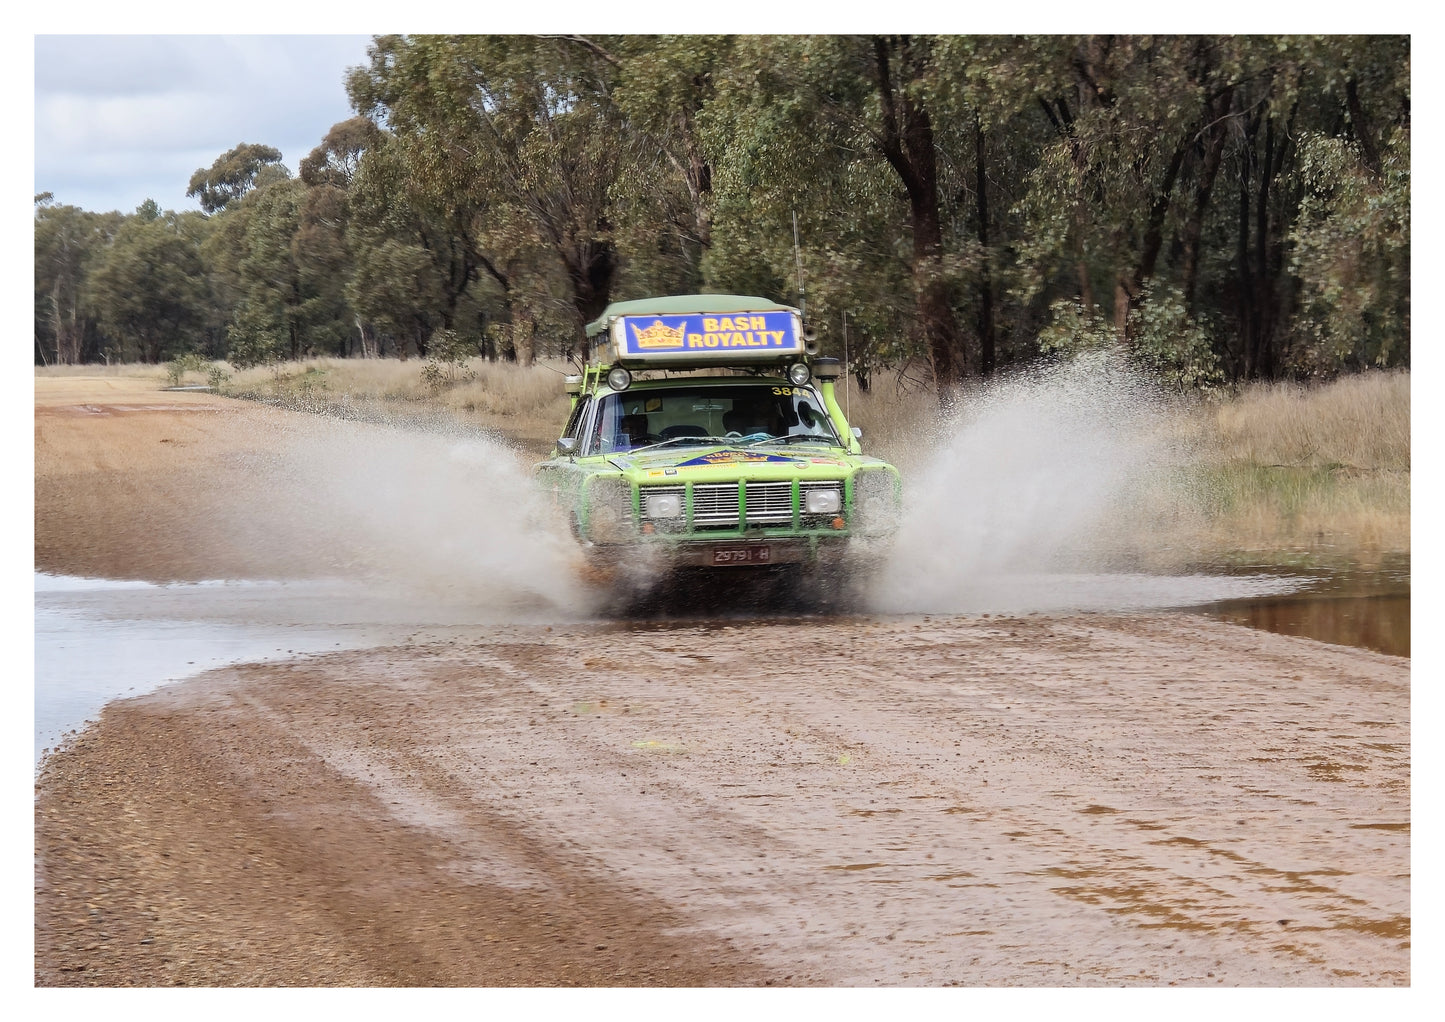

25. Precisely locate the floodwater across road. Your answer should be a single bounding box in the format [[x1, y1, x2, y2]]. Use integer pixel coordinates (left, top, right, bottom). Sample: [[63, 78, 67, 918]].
[[34, 560, 1407, 769]]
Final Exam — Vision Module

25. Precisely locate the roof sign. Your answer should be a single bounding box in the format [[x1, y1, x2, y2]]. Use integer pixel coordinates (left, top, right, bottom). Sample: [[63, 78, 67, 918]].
[[605, 310, 804, 367]]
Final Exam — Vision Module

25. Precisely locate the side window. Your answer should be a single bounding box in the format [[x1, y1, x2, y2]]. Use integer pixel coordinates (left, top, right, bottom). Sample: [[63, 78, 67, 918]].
[[562, 396, 591, 442], [590, 397, 618, 454]]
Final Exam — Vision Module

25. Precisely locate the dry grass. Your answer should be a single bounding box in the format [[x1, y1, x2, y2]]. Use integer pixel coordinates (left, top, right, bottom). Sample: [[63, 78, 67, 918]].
[[828, 376, 940, 476], [34, 363, 173, 384], [1159, 371, 1411, 565], [220, 357, 575, 455], [1209, 371, 1410, 473]]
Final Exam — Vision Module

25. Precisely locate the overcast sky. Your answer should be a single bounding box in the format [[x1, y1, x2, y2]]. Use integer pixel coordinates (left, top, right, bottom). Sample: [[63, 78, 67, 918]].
[[34, 34, 375, 215]]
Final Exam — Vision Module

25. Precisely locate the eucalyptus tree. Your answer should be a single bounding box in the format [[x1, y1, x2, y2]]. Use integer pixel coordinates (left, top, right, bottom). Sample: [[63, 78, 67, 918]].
[[299, 117, 382, 356], [339, 116, 489, 359], [1002, 34, 1408, 382], [549, 34, 736, 295], [88, 209, 208, 363], [187, 143, 290, 214], [348, 34, 649, 360], [1007, 38, 1245, 335], [34, 194, 114, 364], [204, 179, 295, 364], [1286, 35, 1410, 375], [698, 35, 976, 392], [204, 170, 358, 366]]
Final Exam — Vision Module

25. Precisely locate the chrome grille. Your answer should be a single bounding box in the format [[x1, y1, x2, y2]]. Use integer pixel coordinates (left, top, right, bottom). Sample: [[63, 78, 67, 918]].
[[635, 478, 850, 534], [691, 482, 741, 526], [745, 481, 794, 525]]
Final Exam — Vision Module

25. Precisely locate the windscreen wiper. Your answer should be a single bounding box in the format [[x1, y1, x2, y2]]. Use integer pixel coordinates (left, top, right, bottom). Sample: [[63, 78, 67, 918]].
[[750, 433, 839, 446], [630, 435, 732, 453]]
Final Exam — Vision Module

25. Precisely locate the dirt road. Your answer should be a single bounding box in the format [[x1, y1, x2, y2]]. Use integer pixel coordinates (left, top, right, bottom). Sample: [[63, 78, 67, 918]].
[[33, 377, 1410, 986]]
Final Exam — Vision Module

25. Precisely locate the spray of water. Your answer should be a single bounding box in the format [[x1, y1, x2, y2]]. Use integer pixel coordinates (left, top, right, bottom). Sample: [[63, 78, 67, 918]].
[[200, 361, 1294, 624], [218, 411, 599, 623], [866, 351, 1286, 615]]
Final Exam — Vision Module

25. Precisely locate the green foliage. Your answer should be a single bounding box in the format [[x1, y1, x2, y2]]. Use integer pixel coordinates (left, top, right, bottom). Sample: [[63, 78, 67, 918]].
[[34, 33, 1410, 391], [164, 352, 208, 386], [162, 352, 230, 391], [187, 143, 288, 214], [1288, 128, 1410, 373], [421, 328, 478, 391], [224, 300, 287, 368], [35, 198, 105, 364], [87, 213, 208, 362], [1039, 285, 1223, 392]]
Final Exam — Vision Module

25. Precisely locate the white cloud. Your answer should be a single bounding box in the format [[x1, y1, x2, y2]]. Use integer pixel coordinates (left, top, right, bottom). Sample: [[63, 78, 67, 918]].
[[34, 34, 372, 213]]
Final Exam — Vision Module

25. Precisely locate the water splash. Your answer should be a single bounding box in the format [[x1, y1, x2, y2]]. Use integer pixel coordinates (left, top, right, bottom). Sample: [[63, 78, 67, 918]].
[[866, 352, 1300, 614], [219, 412, 598, 622]]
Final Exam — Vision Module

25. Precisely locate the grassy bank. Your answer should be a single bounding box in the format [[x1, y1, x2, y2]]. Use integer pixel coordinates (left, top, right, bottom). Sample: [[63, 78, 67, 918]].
[[1179, 371, 1410, 566], [36, 358, 1409, 568]]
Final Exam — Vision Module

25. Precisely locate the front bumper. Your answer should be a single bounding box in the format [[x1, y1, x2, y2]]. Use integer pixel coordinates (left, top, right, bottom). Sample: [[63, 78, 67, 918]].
[[584, 534, 850, 569]]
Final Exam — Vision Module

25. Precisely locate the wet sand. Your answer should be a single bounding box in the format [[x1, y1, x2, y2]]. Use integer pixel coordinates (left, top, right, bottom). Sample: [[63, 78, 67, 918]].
[[33, 377, 1410, 986]]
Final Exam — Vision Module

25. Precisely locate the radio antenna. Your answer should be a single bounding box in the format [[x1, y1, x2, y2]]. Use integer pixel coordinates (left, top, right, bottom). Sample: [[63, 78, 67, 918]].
[[792, 210, 805, 319], [842, 310, 850, 420]]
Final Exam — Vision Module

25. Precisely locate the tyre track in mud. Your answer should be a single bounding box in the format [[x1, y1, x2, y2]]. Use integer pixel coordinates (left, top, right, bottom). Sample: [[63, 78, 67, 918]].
[[37, 613, 1409, 986]]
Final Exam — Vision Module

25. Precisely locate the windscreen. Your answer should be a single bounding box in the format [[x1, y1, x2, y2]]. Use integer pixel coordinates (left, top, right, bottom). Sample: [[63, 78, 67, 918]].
[[589, 383, 839, 453]]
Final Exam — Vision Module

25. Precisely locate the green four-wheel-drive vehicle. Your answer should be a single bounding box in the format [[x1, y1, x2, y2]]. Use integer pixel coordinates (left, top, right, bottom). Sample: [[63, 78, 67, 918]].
[[536, 294, 902, 597]]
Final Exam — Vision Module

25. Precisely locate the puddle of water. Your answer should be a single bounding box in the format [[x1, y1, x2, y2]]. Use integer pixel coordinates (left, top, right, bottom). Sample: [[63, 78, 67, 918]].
[[32, 573, 434, 768], [1190, 559, 1410, 657], [34, 601, 339, 765], [1203, 592, 1409, 657]]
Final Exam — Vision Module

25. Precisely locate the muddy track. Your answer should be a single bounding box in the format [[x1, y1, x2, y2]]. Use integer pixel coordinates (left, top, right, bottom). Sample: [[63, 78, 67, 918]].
[[33, 380, 1410, 986]]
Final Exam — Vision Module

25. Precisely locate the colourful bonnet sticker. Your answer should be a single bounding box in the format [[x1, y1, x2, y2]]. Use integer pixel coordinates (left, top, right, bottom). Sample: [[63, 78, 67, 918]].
[[675, 450, 802, 467]]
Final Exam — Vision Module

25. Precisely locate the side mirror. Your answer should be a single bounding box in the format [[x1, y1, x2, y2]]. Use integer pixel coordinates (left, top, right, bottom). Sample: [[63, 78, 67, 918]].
[[851, 426, 863, 440], [556, 437, 578, 456]]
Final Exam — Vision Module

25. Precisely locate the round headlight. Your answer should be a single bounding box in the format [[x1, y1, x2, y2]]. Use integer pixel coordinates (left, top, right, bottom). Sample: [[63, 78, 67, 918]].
[[787, 362, 812, 386], [606, 366, 632, 391]]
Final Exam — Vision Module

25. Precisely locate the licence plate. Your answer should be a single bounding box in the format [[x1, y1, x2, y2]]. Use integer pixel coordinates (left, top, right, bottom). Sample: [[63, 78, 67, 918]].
[[712, 544, 771, 565]]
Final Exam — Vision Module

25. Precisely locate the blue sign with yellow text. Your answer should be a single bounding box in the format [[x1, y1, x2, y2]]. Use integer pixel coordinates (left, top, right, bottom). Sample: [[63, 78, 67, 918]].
[[615, 311, 801, 359]]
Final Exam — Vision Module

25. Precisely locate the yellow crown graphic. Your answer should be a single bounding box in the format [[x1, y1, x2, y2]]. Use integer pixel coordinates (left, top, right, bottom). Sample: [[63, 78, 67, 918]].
[[631, 319, 686, 349]]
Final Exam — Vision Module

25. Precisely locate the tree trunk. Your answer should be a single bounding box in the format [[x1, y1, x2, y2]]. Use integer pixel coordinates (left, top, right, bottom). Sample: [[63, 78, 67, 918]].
[[1345, 77, 1384, 178], [564, 239, 617, 364], [512, 304, 535, 366], [872, 36, 965, 394], [1181, 88, 1233, 307], [355, 316, 376, 358], [974, 114, 996, 376], [1253, 117, 1276, 378], [51, 279, 82, 365], [678, 114, 713, 249], [1118, 140, 1186, 339]]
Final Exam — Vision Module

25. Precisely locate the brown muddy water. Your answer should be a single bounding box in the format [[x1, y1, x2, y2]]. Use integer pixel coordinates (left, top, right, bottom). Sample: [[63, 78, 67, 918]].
[[36, 559, 1408, 767], [1192, 557, 1410, 657]]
